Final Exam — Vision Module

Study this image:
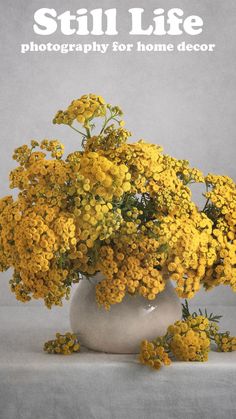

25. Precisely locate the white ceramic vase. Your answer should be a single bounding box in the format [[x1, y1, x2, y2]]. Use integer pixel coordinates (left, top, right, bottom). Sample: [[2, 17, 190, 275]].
[[70, 274, 182, 354]]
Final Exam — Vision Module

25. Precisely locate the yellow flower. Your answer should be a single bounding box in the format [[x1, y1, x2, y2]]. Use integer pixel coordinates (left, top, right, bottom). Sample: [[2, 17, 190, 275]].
[[1, 94, 236, 310], [44, 332, 80, 354]]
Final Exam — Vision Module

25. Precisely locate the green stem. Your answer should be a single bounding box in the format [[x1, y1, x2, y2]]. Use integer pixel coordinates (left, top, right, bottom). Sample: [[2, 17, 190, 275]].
[[69, 125, 87, 137], [85, 127, 91, 138], [100, 113, 116, 135], [99, 114, 107, 134], [202, 198, 210, 213]]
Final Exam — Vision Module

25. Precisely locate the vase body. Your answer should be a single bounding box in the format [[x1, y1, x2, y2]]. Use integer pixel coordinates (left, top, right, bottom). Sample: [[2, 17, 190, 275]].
[[70, 274, 182, 354]]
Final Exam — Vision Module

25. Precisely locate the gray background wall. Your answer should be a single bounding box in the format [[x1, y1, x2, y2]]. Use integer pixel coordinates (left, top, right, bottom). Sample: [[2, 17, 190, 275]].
[[0, 0, 235, 311]]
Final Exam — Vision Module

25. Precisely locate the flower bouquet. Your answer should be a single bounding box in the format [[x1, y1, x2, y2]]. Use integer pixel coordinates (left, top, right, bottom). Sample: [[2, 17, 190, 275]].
[[0, 94, 235, 365]]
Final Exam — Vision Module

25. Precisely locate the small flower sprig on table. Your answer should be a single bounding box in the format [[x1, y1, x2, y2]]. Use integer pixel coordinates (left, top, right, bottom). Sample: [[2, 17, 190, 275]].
[[214, 332, 236, 352], [139, 300, 236, 370], [44, 332, 80, 355]]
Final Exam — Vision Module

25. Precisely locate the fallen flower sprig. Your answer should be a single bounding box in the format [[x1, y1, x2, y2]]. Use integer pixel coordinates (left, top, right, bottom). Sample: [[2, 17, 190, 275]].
[[214, 332, 236, 352], [139, 301, 236, 370], [44, 332, 80, 355]]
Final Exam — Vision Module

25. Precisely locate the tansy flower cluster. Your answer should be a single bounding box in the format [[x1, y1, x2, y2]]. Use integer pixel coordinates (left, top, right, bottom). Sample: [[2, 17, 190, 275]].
[[139, 338, 171, 370], [168, 316, 211, 362], [139, 302, 236, 371], [96, 232, 166, 309], [0, 93, 236, 309], [53, 94, 107, 128], [214, 332, 236, 352], [202, 174, 236, 292], [139, 315, 212, 370], [44, 332, 80, 355]]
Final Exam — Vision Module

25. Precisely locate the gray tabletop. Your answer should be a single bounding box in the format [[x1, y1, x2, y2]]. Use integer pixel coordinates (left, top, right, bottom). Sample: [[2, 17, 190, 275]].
[[0, 305, 236, 419]]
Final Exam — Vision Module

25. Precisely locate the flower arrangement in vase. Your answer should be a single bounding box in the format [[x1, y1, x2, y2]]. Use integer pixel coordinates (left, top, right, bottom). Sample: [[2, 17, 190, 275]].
[[0, 94, 235, 361]]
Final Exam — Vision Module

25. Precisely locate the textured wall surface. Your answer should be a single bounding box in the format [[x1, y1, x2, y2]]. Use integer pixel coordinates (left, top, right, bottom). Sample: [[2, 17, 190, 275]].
[[0, 0, 235, 309]]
